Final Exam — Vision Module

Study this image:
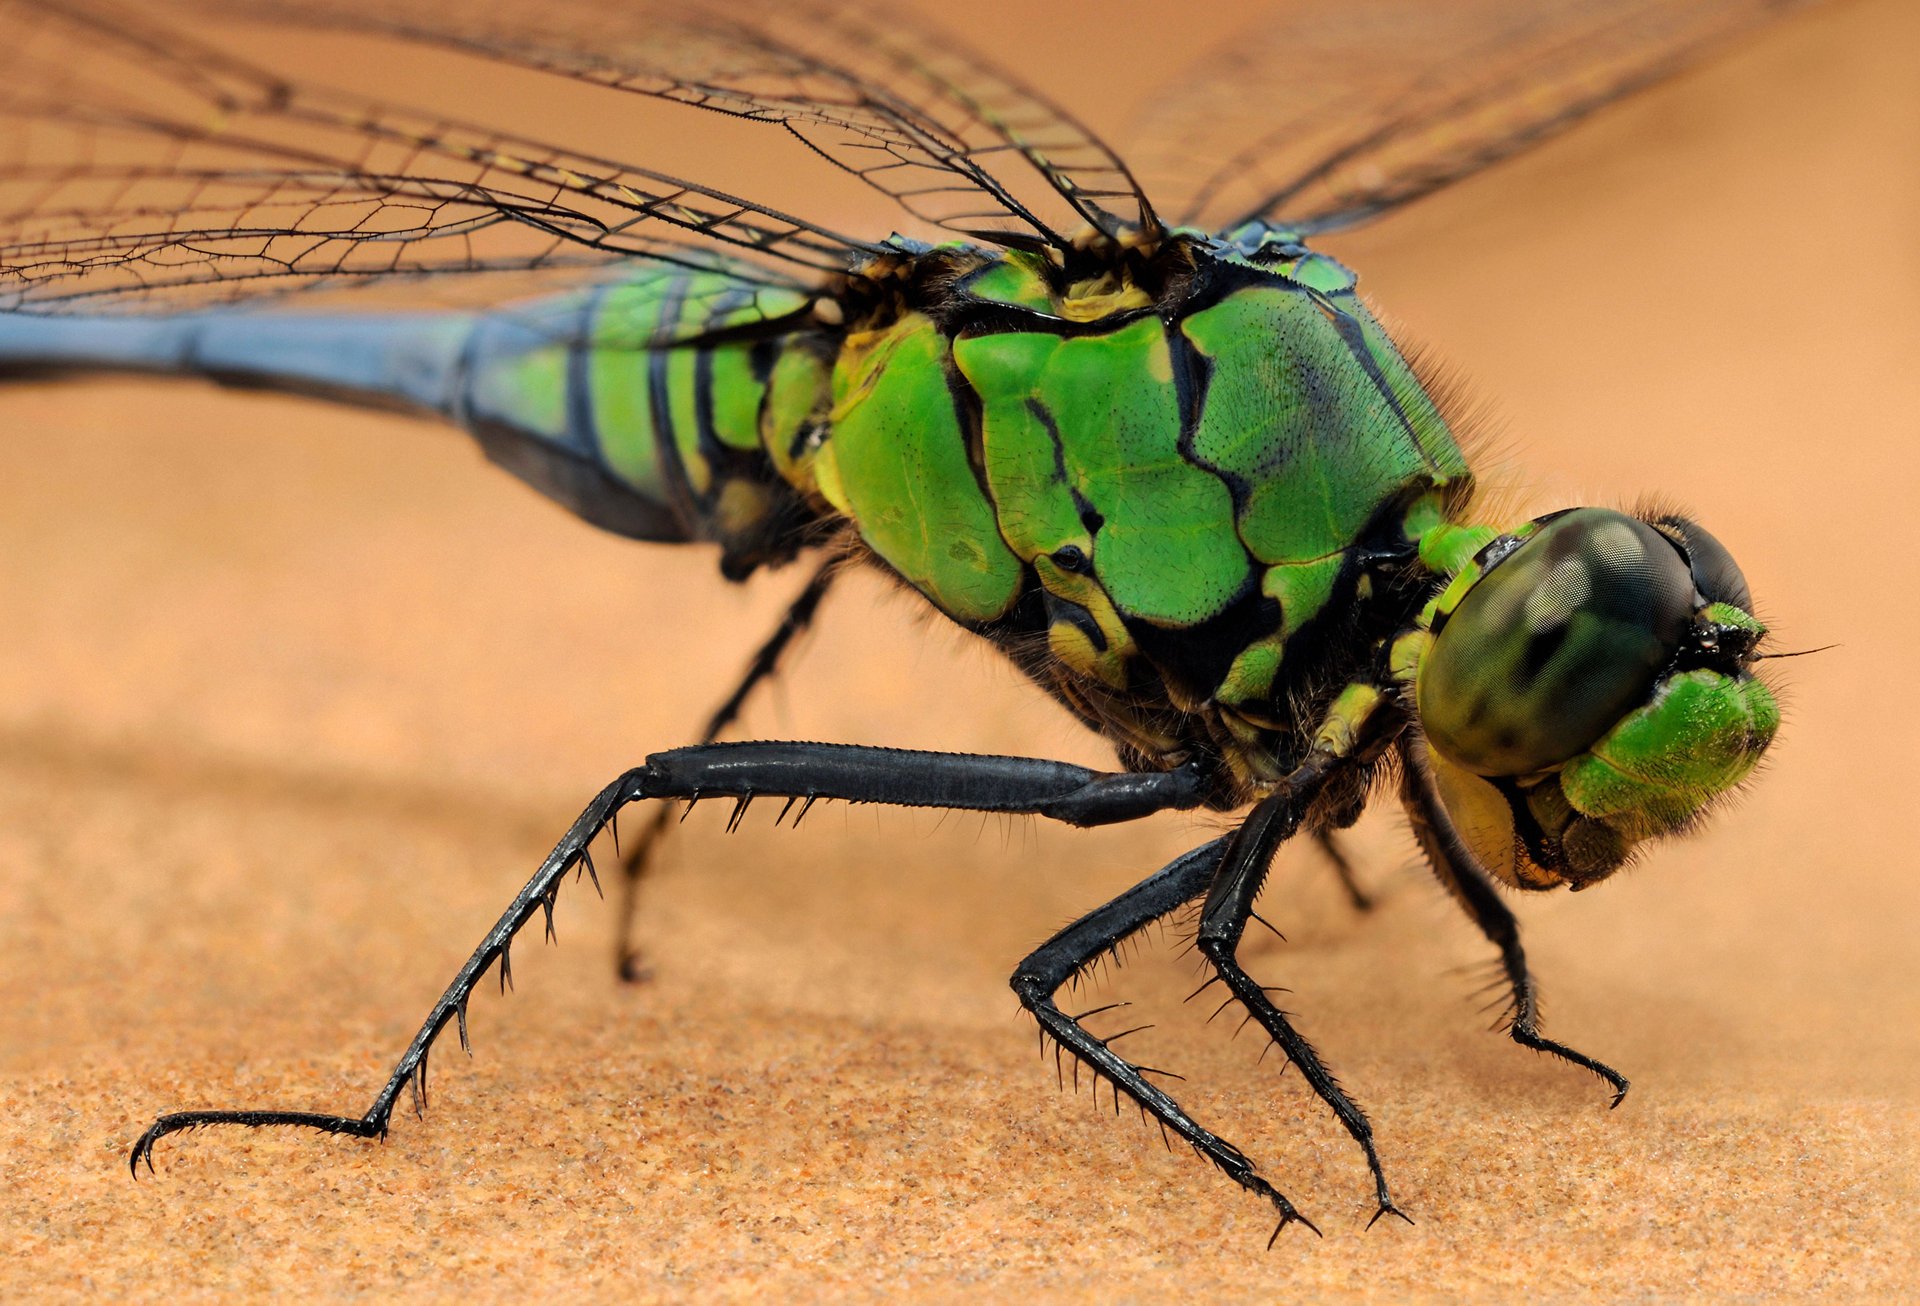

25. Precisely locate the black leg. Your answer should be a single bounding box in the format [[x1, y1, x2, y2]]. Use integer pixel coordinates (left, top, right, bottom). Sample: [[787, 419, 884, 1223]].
[[1010, 836, 1320, 1241], [614, 557, 838, 980], [1313, 830, 1374, 912], [130, 742, 1209, 1172], [1194, 764, 1413, 1229], [1397, 739, 1629, 1105]]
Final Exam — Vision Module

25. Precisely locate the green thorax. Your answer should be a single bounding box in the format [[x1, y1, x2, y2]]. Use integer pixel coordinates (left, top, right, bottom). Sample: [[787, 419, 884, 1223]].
[[794, 232, 1475, 784]]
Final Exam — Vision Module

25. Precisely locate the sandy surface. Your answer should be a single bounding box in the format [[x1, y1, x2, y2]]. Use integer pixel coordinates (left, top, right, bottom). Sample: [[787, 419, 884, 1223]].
[[2, 0, 1916, 1299]]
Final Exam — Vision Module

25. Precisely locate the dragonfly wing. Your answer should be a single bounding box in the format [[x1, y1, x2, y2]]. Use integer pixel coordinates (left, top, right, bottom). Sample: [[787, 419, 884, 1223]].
[[0, 0, 1162, 321], [237, 0, 1160, 247], [1134, 0, 1811, 235], [0, 0, 881, 316]]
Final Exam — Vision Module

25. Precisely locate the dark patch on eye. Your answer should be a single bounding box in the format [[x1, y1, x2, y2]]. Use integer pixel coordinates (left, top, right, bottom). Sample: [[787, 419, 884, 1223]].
[[1648, 519, 1696, 567], [1519, 622, 1569, 687], [1462, 691, 1491, 729], [1653, 512, 1753, 612]]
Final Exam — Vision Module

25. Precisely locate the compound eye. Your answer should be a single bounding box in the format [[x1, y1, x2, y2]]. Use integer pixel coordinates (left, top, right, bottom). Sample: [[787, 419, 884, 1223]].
[[1419, 508, 1696, 776], [1653, 514, 1752, 611]]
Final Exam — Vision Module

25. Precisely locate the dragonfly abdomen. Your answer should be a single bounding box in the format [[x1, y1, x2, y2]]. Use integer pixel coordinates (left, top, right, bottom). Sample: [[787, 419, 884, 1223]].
[[0, 310, 471, 412], [0, 265, 841, 580], [455, 270, 835, 578]]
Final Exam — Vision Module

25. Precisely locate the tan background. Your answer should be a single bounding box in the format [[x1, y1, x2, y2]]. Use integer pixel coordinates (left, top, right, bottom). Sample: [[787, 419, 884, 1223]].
[[2, 0, 1917, 1299]]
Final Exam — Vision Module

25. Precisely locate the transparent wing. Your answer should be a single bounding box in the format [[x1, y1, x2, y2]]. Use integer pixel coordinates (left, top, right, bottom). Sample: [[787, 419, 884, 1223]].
[[0, 0, 1163, 317], [247, 0, 1158, 246], [0, 0, 902, 314], [1135, 0, 1810, 235]]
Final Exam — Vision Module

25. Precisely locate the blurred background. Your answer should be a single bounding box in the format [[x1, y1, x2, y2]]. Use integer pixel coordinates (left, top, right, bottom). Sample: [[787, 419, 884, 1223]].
[[0, 0, 1914, 1296]]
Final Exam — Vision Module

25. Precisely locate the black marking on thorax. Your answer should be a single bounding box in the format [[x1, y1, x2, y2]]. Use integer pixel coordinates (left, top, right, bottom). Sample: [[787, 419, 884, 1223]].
[[1123, 579, 1276, 708]]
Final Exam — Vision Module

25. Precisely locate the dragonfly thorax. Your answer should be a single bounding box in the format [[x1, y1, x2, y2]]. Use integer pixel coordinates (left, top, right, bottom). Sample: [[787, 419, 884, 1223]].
[[801, 239, 1477, 798]]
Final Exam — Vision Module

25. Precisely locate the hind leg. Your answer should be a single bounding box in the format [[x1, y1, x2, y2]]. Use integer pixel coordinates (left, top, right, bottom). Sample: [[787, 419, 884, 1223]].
[[132, 742, 1207, 1169]]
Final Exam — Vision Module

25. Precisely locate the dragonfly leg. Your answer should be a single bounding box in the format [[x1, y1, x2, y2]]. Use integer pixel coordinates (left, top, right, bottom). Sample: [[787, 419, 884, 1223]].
[[130, 742, 1209, 1173], [1398, 740, 1629, 1105], [1313, 830, 1374, 912], [1195, 768, 1414, 1231], [1010, 836, 1321, 1241], [614, 557, 839, 981]]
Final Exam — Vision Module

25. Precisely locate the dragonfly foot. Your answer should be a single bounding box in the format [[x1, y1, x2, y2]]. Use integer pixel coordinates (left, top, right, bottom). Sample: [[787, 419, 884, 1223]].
[[1261, 1186, 1323, 1246], [1510, 1022, 1630, 1107], [129, 1109, 383, 1177], [1367, 1197, 1416, 1229]]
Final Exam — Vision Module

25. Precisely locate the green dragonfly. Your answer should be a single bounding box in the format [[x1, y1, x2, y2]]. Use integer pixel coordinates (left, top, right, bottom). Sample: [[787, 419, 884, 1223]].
[[0, 0, 1796, 1235]]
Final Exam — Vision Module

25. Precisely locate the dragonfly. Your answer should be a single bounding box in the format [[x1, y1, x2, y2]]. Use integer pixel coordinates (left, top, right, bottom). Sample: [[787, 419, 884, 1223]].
[[0, 0, 1797, 1237]]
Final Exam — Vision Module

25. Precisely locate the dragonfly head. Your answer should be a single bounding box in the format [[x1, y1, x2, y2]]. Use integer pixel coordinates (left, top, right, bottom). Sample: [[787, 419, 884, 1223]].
[[1409, 507, 1779, 891]]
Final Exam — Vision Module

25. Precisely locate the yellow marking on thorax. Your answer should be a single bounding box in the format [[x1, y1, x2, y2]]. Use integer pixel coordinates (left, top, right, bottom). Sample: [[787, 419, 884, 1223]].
[[1057, 272, 1153, 322]]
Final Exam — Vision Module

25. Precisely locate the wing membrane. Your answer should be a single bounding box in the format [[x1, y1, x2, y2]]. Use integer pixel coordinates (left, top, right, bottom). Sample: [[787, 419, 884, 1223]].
[[0, 0, 1163, 319], [249, 0, 1159, 245], [1136, 0, 1808, 234], [0, 0, 885, 313], [0, 0, 1815, 315]]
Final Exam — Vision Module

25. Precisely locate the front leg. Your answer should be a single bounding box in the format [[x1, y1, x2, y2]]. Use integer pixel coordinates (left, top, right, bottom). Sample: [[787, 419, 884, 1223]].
[[1398, 739, 1629, 1105], [130, 742, 1208, 1171]]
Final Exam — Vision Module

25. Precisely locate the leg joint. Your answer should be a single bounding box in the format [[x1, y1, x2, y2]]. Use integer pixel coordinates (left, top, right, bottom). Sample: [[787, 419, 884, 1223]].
[[1194, 930, 1238, 962], [1009, 968, 1060, 1006]]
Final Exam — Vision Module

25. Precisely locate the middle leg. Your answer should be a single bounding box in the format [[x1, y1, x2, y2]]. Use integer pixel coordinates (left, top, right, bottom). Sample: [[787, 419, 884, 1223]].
[[1195, 770, 1413, 1228], [1010, 835, 1321, 1240]]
